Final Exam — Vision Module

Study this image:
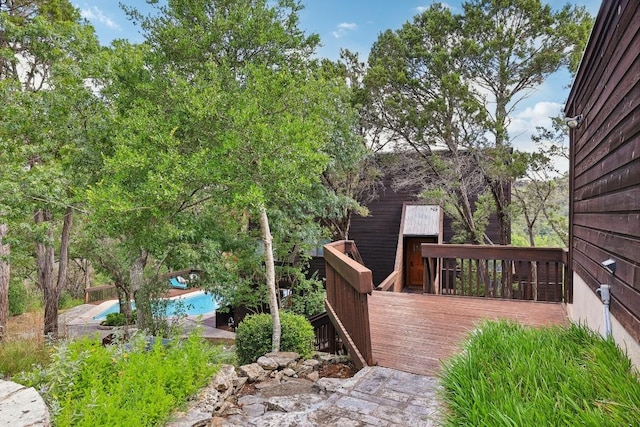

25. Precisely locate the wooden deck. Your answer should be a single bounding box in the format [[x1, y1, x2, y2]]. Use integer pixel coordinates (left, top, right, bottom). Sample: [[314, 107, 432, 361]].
[[369, 292, 569, 376]]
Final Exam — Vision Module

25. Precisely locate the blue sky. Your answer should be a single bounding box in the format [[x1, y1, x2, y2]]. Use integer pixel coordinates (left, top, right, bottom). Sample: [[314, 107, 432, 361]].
[[75, 1, 602, 159]]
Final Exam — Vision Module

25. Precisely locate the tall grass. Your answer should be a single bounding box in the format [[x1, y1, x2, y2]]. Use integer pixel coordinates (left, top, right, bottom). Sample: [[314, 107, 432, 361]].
[[441, 321, 640, 426], [0, 336, 49, 379]]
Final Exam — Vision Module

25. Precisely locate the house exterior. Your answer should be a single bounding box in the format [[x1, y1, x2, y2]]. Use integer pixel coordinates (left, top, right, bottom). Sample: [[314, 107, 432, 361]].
[[310, 158, 507, 288], [565, 0, 640, 368]]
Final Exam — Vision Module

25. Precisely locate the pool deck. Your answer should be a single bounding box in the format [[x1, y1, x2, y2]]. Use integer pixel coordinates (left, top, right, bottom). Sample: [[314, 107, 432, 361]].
[[61, 291, 235, 343]]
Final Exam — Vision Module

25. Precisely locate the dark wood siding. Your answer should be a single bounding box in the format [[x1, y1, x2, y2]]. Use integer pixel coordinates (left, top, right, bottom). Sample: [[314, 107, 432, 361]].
[[566, 0, 640, 343], [309, 156, 509, 285], [347, 173, 506, 286]]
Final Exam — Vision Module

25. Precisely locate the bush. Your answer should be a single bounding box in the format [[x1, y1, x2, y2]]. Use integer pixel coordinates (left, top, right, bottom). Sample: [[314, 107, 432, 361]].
[[8, 280, 27, 316], [102, 310, 136, 327], [235, 311, 315, 365]]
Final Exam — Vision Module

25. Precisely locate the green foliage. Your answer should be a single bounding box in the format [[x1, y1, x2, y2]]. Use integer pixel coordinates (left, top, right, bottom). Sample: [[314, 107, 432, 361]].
[[0, 338, 49, 379], [235, 311, 315, 365], [8, 279, 27, 316], [18, 329, 222, 427], [441, 321, 640, 426], [103, 312, 127, 327], [57, 292, 83, 310], [286, 271, 326, 318]]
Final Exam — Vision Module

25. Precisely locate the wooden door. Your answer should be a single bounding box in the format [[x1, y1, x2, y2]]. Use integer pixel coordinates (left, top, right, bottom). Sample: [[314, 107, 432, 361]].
[[406, 238, 425, 287]]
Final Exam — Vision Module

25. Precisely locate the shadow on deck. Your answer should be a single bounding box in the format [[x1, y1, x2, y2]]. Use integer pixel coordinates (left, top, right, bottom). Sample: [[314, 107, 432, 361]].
[[368, 292, 569, 376]]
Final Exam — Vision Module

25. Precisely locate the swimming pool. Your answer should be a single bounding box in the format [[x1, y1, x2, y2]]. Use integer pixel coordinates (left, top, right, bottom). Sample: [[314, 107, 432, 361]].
[[92, 291, 219, 320]]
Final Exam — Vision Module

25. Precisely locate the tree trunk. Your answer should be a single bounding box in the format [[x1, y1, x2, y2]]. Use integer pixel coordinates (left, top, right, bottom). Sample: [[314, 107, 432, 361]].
[[259, 205, 281, 352], [57, 207, 73, 300], [131, 248, 148, 329], [116, 280, 133, 322], [36, 209, 58, 338], [0, 224, 10, 342]]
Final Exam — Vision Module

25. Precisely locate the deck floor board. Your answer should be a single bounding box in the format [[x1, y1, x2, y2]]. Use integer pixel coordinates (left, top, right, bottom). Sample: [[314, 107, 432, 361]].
[[368, 292, 569, 376]]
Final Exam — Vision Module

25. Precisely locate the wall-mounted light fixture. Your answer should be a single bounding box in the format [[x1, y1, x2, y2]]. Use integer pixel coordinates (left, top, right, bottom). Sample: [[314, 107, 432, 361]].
[[566, 114, 584, 129], [601, 258, 616, 275]]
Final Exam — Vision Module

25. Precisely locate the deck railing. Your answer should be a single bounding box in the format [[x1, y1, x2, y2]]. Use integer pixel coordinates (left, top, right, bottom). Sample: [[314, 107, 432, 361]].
[[323, 240, 374, 369], [84, 285, 118, 303], [421, 244, 569, 302]]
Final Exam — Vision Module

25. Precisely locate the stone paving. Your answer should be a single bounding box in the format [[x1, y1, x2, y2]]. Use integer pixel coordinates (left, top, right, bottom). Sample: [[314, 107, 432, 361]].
[[220, 366, 443, 426]]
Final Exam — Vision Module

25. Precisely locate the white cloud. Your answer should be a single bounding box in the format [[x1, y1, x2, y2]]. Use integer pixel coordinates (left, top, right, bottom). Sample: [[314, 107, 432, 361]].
[[415, 3, 451, 13], [81, 6, 120, 30], [332, 22, 358, 39], [509, 101, 564, 151], [338, 22, 357, 31]]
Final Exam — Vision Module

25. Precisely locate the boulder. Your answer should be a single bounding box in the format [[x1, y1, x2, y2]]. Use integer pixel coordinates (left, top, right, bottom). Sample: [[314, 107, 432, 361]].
[[238, 363, 267, 383]]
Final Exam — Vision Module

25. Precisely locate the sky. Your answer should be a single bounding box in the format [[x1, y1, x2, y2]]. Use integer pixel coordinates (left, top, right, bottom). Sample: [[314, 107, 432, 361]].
[[75, 0, 602, 159]]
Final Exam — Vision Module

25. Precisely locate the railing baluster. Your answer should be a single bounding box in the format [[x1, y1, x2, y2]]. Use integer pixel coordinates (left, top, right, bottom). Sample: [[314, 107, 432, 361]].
[[420, 244, 568, 303]]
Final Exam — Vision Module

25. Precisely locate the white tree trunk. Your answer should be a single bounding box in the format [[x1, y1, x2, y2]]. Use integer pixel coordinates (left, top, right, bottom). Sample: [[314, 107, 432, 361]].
[[259, 205, 281, 352]]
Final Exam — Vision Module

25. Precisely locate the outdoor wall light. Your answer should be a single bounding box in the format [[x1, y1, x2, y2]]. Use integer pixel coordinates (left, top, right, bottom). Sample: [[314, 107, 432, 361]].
[[566, 114, 584, 129], [601, 258, 616, 275]]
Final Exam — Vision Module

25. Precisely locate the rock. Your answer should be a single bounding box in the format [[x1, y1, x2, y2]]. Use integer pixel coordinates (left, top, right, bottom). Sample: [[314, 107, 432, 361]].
[[318, 353, 343, 364], [306, 371, 320, 382], [232, 376, 248, 391], [296, 362, 313, 376], [282, 368, 297, 377], [238, 363, 266, 382], [313, 377, 345, 394], [0, 380, 50, 427], [302, 359, 320, 369], [257, 356, 279, 371], [265, 351, 299, 368], [211, 365, 235, 392], [255, 379, 280, 390]]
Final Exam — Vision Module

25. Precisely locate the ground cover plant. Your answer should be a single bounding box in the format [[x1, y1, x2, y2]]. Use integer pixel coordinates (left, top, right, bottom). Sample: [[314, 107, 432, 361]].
[[17, 328, 226, 427], [441, 320, 640, 426]]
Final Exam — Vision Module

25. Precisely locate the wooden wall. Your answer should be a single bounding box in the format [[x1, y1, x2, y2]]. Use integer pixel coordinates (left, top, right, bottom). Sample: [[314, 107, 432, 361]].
[[565, 0, 640, 342]]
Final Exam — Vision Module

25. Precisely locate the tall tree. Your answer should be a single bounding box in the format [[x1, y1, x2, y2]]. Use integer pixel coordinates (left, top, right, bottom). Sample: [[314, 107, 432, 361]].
[[0, 0, 100, 337], [91, 0, 357, 350], [365, 4, 492, 243], [460, 0, 591, 244], [364, 1, 591, 245]]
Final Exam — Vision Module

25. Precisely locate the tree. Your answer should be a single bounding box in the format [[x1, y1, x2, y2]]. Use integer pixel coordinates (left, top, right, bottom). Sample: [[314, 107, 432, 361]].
[[316, 51, 383, 240], [365, 4, 492, 243], [0, 0, 100, 337], [459, 0, 592, 244], [91, 0, 358, 351], [363, 1, 591, 245]]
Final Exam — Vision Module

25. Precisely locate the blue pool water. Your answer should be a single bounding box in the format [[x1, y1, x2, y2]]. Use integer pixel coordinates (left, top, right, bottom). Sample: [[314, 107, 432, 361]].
[[93, 291, 219, 320]]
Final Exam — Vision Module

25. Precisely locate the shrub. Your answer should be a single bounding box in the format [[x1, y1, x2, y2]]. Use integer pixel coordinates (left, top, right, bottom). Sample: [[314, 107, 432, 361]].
[[235, 311, 315, 365], [8, 280, 28, 316], [103, 312, 127, 327]]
